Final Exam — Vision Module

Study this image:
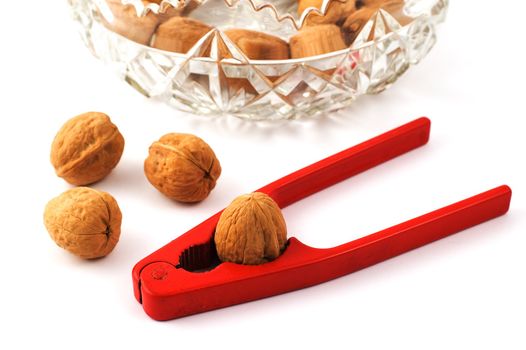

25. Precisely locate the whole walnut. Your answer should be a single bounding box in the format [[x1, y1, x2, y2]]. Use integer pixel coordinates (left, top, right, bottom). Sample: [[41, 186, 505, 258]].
[[144, 133, 221, 203], [214, 192, 287, 265], [51, 112, 125, 186], [44, 187, 122, 259]]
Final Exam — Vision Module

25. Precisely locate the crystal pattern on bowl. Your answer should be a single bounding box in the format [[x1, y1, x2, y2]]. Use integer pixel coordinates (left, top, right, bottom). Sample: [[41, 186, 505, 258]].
[[68, 0, 448, 120]]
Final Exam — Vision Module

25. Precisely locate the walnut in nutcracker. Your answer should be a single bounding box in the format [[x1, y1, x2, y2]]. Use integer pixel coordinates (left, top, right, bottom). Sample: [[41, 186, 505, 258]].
[[214, 192, 287, 265], [44, 187, 122, 259], [50, 112, 124, 186], [144, 133, 221, 203]]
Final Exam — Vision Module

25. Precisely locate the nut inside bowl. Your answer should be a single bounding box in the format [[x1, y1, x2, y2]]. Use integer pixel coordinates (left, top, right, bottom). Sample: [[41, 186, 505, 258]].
[[69, 0, 448, 119]]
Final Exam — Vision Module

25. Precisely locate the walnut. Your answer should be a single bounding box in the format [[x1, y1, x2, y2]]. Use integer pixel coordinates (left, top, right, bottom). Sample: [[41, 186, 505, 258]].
[[144, 133, 221, 203], [44, 187, 122, 259], [214, 192, 287, 265], [50, 112, 125, 186]]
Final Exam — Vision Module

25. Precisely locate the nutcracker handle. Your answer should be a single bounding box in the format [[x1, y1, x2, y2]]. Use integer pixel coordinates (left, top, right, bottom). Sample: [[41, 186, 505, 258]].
[[283, 185, 512, 286], [258, 117, 431, 208]]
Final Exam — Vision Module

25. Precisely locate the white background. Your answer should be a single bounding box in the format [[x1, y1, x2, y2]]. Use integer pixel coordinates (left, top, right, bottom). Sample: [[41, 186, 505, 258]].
[[1, 1, 525, 349]]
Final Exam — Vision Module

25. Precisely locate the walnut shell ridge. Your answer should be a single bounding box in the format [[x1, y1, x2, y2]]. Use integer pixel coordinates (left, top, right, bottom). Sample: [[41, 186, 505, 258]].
[[51, 112, 125, 186], [144, 133, 221, 203], [214, 192, 287, 265], [44, 187, 122, 259]]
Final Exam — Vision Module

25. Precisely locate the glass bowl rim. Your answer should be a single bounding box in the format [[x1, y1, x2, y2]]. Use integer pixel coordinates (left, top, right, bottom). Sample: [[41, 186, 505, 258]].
[[97, 0, 441, 65]]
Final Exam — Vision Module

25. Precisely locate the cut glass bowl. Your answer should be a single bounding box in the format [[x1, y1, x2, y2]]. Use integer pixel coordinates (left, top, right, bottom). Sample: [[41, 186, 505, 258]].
[[68, 0, 448, 120]]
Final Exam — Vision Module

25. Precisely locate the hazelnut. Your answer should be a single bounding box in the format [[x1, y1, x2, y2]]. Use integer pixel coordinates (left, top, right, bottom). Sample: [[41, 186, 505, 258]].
[[44, 187, 122, 259], [144, 133, 221, 203], [51, 112, 125, 186], [214, 192, 287, 265]]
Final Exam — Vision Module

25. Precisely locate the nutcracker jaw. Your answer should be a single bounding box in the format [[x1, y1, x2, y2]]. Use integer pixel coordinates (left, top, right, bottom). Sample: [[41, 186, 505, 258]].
[[132, 117, 511, 321]]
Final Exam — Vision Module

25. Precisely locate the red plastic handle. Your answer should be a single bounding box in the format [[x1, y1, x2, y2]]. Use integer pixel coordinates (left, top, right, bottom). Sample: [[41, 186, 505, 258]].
[[276, 185, 511, 288]]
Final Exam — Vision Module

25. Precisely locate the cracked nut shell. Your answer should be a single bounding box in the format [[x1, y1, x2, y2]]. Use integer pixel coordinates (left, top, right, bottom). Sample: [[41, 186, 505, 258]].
[[44, 187, 122, 259], [50, 112, 125, 186], [214, 192, 287, 265], [144, 133, 221, 203]]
